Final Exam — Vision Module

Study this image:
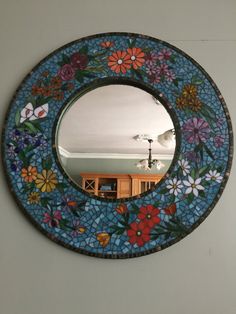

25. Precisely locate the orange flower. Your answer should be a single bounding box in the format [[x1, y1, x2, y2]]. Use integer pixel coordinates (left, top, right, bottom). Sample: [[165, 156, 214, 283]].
[[41, 70, 49, 77], [100, 41, 114, 48], [126, 47, 145, 69], [182, 84, 197, 98], [21, 166, 38, 182], [50, 76, 62, 89], [108, 51, 132, 73], [96, 232, 110, 248], [53, 90, 64, 101], [42, 87, 52, 97], [116, 204, 128, 215], [31, 85, 43, 96], [176, 96, 187, 109], [28, 192, 40, 204], [164, 203, 177, 215], [188, 97, 202, 111]]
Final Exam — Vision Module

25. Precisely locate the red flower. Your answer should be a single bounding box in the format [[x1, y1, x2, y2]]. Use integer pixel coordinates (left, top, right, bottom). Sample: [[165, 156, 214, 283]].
[[138, 205, 160, 228], [127, 221, 150, 247], [116, 203, 128, 215], [164, 203, 177, 215], [70, 52, 88, 70]]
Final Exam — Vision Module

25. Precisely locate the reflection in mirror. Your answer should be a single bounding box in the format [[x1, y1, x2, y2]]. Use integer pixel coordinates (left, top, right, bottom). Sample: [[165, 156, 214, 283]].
[[57, 85, 176, 199]]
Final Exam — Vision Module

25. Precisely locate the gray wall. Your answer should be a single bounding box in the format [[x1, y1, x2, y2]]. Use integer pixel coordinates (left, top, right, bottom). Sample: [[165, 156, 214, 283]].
[[0, 1, 235, 314]]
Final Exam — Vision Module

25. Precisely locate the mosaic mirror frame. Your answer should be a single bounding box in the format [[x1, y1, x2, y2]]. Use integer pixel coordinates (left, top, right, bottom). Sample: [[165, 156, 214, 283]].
[[2, 33, 233, 258]]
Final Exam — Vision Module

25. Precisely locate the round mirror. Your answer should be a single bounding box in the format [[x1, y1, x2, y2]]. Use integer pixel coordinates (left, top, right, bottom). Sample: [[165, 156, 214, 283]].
[[57, 85, 176, 199]]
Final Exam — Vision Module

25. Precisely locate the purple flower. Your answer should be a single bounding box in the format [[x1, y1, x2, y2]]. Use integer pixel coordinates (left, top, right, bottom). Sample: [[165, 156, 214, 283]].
[[184, 151, 200, 163], [183, 117, 210, 145], [71, 219, 86, 237], [10, 129, 21, 141], [7, 144, 16, 158], [214, 135, 224, 148], [216, 117, 225, 127], [58, 64, 75, 81], [10, 160, 22, 172]]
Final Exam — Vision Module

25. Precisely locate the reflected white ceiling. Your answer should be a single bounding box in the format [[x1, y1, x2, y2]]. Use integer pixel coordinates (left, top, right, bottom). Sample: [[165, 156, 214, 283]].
[[57, 85, 175, 156]]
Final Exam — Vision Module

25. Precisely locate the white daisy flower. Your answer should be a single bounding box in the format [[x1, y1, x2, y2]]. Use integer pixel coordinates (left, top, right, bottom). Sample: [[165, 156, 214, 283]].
[[178, 159, 191, 176], [166, 178, 183, 196], [183, 176, 204, 197], [205, 170, 223, 183]]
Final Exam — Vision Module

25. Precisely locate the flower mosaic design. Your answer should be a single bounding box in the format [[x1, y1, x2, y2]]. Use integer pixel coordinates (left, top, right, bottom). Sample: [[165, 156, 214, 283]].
[[35, 169, 58, 193], [3, 33, 231, 257]]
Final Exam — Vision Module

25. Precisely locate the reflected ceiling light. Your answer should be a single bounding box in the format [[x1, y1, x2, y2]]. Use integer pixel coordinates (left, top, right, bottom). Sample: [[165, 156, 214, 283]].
[[136, 139, 165, 171], [157, 129, 175, 148]]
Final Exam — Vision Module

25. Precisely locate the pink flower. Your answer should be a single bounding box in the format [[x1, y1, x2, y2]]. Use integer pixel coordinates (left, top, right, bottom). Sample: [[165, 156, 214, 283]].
[[165, 70, 175, 82], [43, 210, 62, 228], [156, 64, 169, 76], [145, 52, 159, 66], [157, 49, 172, 60], [214, 135, 224, 148], [70, 52, 88, 70], [183, 117, 210, 144], [149, 74, 161, 84], [146, 63, 158, 75], [58, 64, 75, 81]]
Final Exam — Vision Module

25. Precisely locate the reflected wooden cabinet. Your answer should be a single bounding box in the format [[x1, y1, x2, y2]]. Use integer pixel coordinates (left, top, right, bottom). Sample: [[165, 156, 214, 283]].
[[80, 173, 164, 199]]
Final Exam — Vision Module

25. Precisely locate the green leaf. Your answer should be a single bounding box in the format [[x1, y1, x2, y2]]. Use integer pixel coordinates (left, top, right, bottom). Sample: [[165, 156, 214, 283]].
[[18, 150, 29, 167], [173, 79, 179, 87], [203, 143, 215, 160], [190, 168, 196, 179], [40, 197, 51, 207], [24, 122, 39, 134], [159, 187, 168, 194], [59, 219, 71, 231], [168, 54, 175, 63], [79, 45, 88, 55], [199, 165, 211, 176], [191, 75, 203, 85], [169, 194, 175, 203], [199, 190, 205, 198], [187, 193, 194, 204], [42, 156, 52, 170], [130, 203, 140, 214], [62, 54, 70, 64], [56, 182, 68, 193], [15, 110, 21, 127], [129, 39, 137, 48], [75, 71, 85, 83]]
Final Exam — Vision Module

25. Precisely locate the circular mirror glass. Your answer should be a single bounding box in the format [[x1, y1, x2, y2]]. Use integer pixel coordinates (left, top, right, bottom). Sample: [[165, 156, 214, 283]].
[[57, 85, 176, 199]]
